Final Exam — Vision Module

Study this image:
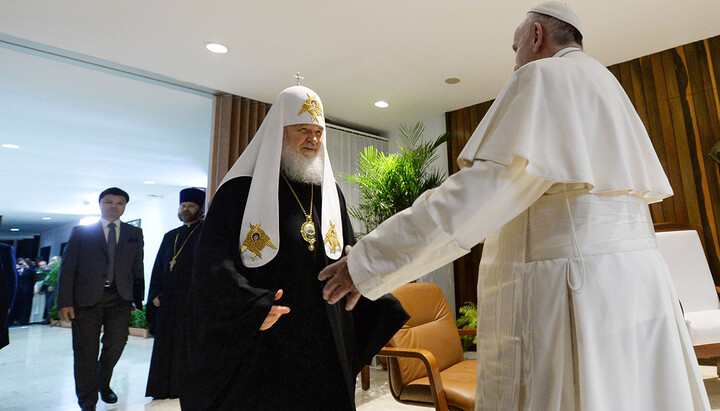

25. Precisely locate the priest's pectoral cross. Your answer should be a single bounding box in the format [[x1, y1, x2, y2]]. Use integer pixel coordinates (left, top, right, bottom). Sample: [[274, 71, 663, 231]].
[[169, 259, 176, 271]]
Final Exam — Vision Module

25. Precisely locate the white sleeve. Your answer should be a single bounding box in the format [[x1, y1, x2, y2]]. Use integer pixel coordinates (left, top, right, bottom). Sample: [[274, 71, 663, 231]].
[[347, 156, 554, 300]]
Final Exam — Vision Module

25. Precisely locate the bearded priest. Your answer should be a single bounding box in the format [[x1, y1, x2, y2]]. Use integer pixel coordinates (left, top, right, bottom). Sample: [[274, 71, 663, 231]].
[[145, 187, 205, 400], [180, 83, 409, 410]]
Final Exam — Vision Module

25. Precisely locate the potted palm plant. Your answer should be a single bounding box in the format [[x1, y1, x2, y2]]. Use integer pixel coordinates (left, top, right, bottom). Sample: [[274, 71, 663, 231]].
[[129, 305, 151, 338], [346, 122, 449, 236]]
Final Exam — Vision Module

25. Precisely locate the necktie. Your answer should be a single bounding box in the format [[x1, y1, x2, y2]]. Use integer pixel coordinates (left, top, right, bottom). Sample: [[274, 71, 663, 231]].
[[106, 222, 116, 287]]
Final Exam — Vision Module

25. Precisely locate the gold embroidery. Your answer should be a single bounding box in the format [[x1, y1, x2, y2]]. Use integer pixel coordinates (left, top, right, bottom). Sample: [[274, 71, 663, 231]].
[[298, 93, 323, 123], [240, 222, 277, 260], [323, 221, 341, 254]]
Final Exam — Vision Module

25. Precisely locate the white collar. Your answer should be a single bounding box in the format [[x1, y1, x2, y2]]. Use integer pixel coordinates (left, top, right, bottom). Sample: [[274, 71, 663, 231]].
[[100, 218, 120, 228], [554, 47, 583, 58]]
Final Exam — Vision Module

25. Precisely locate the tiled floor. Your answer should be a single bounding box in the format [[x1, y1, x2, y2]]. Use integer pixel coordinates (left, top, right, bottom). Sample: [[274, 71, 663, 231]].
[[0, 325, 423, 410], [1, 324, 719, 410]]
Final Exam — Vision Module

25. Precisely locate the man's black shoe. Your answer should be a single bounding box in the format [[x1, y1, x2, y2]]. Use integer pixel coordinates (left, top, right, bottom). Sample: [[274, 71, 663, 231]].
[[80, 406, 96, 411], [100, 389, 118, 404]]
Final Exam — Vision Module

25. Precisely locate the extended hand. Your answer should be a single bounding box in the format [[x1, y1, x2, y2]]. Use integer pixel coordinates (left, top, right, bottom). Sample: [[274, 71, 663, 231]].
[[58, 306, 75, 322], [318, 245, 362, 311], [260, 289, 290, 331]]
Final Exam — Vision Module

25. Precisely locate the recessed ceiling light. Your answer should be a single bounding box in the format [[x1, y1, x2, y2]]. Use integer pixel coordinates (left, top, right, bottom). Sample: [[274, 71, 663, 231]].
[[374, 101, 389, 108], [42, 217, 52, 220], [1, 144, 20, 149], [143, 181, 155, 185], [444, 77, 461, 84], [10, 228, 19, 232], [204, 43, 228, 54]]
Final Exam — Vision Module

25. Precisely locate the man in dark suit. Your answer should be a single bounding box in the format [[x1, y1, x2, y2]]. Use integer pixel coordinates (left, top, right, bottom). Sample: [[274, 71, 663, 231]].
[[0, 243, 18, 349], [9, 257, 33, 325], [58, 187, 144, 411]]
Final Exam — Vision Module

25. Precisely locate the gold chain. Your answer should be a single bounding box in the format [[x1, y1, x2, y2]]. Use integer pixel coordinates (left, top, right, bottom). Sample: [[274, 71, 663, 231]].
[[281, 171, 316, 251], [281, 171, 313, 219], [170, 223, 201, 271]]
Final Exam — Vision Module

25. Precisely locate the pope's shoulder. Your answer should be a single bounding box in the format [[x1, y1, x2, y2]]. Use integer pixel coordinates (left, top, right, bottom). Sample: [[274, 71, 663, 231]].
[[512, 50, 615, 95], [518, 50, 605, 79]]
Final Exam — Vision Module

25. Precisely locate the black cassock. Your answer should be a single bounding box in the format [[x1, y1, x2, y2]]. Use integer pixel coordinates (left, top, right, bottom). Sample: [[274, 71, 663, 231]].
[[180, 176, 409, 411], [145, 220, 202, 399], [1, 244, 18, 349]]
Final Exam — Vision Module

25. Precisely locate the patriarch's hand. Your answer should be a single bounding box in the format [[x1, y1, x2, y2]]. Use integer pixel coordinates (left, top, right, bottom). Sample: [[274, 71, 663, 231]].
[[260, 289, 290, 331]]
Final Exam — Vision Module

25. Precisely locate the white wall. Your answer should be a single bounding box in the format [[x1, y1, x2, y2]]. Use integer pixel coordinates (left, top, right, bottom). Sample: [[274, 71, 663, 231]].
[[385, 114, 457, 315], [39, 222, 75, 260]]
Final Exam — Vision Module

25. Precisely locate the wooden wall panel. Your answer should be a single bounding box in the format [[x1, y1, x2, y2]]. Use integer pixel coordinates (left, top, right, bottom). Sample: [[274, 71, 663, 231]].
[[446, 101, 493, 310], [208, 95, 270, 198], [445, 35, 720, 310]]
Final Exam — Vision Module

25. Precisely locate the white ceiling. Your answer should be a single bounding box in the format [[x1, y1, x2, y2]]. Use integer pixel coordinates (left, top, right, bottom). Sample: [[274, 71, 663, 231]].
[[0, 46, 212, 239], [0, 0, 719, 239]]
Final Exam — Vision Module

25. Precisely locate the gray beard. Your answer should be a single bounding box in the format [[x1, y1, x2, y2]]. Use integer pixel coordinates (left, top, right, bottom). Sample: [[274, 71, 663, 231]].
[[280, 143, 323, 185]]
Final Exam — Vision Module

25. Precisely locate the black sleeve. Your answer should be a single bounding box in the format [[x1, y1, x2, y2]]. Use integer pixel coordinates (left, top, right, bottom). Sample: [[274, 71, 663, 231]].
[[188, 178, 276, 349], [337, 185, 410, 372], [147, 233, 170, 302], [57, 226, 81, 308], [181, 179, 278, 409], [132, 228, 144, 308], [0, 245, 18, 310]]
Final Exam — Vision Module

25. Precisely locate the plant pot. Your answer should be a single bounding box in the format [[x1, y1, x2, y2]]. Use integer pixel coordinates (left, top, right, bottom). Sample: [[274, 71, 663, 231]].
[[129, 327, 152, 338], [50, 319, 152, 338], [50, 319, 71, 328]]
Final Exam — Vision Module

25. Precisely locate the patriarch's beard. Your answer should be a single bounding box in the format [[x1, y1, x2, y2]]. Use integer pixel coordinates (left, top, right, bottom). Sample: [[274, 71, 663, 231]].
[[281, 142, 323, 185]]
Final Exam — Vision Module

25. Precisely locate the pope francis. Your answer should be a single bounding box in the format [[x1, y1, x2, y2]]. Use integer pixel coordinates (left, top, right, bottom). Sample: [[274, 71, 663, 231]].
[[320, 2, 711, 410]]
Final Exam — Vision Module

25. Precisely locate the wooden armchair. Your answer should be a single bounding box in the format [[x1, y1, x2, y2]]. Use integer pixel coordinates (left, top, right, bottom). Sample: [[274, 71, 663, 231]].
[[655, 223, 720, 374], [377, 282, 476, 411]]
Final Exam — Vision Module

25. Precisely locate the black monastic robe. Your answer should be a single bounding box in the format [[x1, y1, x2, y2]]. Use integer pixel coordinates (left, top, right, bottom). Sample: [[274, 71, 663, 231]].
[[1, 244, 18, 349], [146, 220, 202, 399], [180, 176, 409, 411]]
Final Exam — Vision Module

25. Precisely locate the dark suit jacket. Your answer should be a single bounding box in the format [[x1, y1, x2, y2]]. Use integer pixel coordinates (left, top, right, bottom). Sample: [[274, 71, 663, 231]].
[[1, 243, 18, 349], [58, 221, 144, 308]]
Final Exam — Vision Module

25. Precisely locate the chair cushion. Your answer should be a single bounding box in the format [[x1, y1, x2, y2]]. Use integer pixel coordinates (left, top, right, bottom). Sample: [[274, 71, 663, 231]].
[[655, 230, 719, 313], [685, 310, 720, 346], [398, 359, 476, 411], [389, 283, 464, 388]]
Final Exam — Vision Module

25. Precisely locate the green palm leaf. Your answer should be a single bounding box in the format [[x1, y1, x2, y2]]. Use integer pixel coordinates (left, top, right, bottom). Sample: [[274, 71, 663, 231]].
[[346, 122, 452, 236]]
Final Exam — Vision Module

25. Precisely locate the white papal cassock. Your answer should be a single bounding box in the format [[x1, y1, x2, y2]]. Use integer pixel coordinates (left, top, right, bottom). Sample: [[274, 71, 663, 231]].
[[347, 48, 710, 410]]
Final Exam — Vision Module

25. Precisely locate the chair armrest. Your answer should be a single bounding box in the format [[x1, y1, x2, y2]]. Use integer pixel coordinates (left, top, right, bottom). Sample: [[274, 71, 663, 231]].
[[458, 328, 476, 336], [378, 347, 449, 411]]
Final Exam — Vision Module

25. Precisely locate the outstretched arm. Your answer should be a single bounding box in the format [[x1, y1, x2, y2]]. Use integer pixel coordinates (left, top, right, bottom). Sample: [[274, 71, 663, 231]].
[[321, 157, 553, 303]]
